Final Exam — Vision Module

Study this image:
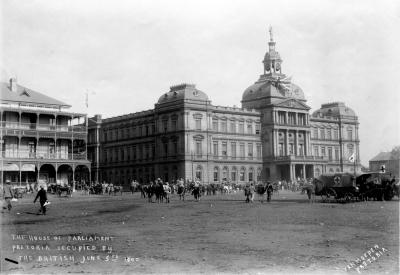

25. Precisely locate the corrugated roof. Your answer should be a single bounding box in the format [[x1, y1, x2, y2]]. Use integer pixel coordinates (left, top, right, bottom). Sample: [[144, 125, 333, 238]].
[[0, 81, 71, 108], [370, 152, 392, 162]]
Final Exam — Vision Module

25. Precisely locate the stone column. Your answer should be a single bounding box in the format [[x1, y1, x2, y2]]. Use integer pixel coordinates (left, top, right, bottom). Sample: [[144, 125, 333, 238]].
[[285, 129, 289, 156], [302, 164, 306, 180], [295, 130, 298, 156]]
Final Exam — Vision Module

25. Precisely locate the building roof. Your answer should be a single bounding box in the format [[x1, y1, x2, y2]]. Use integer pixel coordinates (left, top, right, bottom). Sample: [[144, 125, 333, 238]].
[[312, 102, 356, 118], [157, 84, 209, 104], [242, 75, 305, 103], [0, 80, 71, 108], [370, 151, 396, 162]]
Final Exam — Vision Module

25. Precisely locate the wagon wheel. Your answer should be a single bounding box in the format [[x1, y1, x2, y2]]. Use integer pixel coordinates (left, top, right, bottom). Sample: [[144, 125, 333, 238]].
[[321, 188, 335, 203], [344, 193, 353, 203]]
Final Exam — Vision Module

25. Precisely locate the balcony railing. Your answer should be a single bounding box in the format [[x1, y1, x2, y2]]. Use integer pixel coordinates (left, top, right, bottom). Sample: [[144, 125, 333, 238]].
[[0, 121, 87, 133], [1, 150, 87, 161]]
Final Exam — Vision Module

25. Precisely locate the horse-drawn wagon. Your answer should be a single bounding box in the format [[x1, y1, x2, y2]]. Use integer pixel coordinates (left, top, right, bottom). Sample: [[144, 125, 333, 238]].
[[356, 172, 396, 201], [313, 173, 358, 202]]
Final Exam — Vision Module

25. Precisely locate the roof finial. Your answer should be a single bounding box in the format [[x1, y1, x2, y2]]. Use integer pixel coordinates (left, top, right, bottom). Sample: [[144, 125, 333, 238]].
[[269, 26, 273, 42]]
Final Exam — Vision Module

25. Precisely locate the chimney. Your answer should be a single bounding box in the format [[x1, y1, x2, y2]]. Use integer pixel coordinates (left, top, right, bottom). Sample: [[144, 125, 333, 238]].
[[9, 78, 18, 92]]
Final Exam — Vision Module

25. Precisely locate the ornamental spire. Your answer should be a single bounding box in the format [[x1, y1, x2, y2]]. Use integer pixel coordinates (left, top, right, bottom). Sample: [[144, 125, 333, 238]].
[[269, 26, 273, 42], [263, 26, 283, 74]]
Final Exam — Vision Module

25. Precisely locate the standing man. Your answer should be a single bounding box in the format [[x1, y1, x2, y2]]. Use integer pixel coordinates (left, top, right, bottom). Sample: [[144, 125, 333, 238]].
[[3, 180, 14, 212], [266, 182, 273, 202], [34, 186, 48, 215]]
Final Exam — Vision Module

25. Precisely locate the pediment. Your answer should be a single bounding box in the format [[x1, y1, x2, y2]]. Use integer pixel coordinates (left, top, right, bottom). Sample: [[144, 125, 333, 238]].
[[274, 99, 310, 110]]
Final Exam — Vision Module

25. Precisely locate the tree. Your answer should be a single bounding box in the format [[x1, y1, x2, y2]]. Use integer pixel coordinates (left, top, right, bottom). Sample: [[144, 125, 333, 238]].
[[390, 146, 400, 160]]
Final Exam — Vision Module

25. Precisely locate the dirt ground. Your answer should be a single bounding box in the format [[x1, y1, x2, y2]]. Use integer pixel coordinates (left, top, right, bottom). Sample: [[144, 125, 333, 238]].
[[1, 190, 398, 275]]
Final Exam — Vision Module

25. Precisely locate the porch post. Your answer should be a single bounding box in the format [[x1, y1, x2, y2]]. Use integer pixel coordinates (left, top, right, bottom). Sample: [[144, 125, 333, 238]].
[[72, 164, 75, 192]]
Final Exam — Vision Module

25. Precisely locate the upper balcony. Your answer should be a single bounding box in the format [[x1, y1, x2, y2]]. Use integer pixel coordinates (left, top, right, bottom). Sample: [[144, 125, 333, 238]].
[[1, 121, 87, 139]]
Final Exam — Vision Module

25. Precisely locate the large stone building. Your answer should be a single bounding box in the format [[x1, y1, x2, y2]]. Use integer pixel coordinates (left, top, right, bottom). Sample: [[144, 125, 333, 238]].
[[0, 78, 90, 188], [88, 29, 360, 186]]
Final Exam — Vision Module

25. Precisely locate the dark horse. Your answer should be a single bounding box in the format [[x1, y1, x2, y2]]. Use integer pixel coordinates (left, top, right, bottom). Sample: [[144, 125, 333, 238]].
[[192, 186, 201, 201], [177, 185, 186, 201], [57, 185, 72, 197]]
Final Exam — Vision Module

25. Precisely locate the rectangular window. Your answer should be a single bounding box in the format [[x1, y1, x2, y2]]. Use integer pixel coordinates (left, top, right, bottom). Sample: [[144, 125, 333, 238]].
[[152, 144, 156, 159], [327, 129, 331, 140], [328, 147, 332, 160], [213, 142, 218, 157], [240, 143, 245, 159], [213, 170, 218, 182], [240, 170, 245, 181], [195, 119, 201, 130], [196, 141, 202, 157], [320, 129, 325, 139], [231, 142, 236, 159], [314, 146, 319, 156], [278, 143, 284, 156], [289, 143, 294, 155], [172, 120, 177, 131], [220, 121, 226, 132], [248, 143, 253, 159], [347, 129, 353, 140], [163, 120, 168, 133], [133, 146, 137, 160], [239, 123, 244, 134], [231, 171, 236, 181], [321, 146, 326, 156], [230, 122, 236, 133], [335, 148, 339, 160], [256, 144, 261, 159], [334, 130, 339, 140], [313, 128, 318, 139], [298, 144, 304, 156], [255, 123, 260, 134], [173, 141, 178, 155], [212, 119, 218, 131], [247, 123, 253, 134], [222, 142, 227, 158], [248, 171, 253, 182]]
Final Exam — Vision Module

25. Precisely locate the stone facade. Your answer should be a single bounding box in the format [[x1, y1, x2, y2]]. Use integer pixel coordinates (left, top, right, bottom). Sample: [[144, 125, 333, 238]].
[[88, 29, 360, 187]]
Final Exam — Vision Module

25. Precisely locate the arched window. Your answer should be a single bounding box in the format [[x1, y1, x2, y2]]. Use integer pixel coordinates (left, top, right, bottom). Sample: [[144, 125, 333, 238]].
[[240, 167, 246, 182], [329, 168, 334, 174], [257, 168, 262, 182], [231, 167, 237, 182], [248, 167, 254, 182], [195, 166, 202, 181], [213, 167, 219, 182], [222, 167, 228, 181]]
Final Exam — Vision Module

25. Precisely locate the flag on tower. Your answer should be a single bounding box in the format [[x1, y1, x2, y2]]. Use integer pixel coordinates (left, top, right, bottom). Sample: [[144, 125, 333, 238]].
[[348, 153, 355, 163]]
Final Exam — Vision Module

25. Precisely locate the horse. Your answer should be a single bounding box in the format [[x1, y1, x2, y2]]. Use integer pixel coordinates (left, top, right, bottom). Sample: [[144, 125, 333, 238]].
[[57, 185, 72, 197], [113, 185, 123, 195], [192, 185, 201, 201], [244, 185, 254, 203], [302, 184, 316, 203], [155, 183, 165, 203], [255, 184, 266, 203], [177, 185, 186, 201]]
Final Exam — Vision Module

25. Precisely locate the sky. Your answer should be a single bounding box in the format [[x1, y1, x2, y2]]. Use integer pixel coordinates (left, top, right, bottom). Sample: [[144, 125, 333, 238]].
[[1, 0, 399, 166]]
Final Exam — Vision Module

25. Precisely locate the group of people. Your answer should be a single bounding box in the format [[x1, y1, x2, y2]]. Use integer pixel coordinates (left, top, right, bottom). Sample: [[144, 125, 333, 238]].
[[2, 181, 48, 215]]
